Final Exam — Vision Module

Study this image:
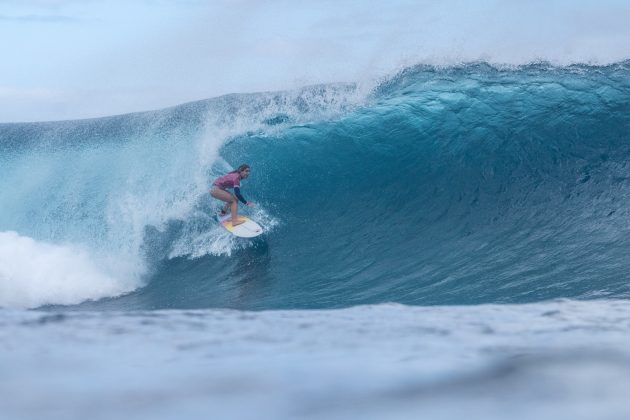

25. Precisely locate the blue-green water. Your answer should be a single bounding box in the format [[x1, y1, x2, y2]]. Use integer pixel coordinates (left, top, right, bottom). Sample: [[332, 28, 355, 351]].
[[3, 63, 630, 310], [3, 63, 630, 420]]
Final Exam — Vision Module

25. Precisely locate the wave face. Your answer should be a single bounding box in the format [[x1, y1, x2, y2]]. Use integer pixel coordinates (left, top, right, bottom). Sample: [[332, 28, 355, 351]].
[[2, 63, 630, 309]]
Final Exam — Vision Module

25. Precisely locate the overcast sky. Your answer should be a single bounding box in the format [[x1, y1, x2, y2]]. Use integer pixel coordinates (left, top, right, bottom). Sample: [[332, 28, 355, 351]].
[[1, 0, 630, 122]]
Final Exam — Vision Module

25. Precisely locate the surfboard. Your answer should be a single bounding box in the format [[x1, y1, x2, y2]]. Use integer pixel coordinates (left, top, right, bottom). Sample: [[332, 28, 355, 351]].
[[217, 213, 263, 238]]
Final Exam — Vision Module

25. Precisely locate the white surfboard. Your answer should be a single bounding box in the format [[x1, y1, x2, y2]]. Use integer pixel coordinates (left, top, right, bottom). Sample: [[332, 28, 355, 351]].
[[217, 213, 264, 238]]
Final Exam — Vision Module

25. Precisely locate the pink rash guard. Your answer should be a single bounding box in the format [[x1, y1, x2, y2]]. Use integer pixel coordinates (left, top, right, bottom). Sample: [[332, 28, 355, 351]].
[[213, 172, 248, 204], [213, 172, 241, 190]]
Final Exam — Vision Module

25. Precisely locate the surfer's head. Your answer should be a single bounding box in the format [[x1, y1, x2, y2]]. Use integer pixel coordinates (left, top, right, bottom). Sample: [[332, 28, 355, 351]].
[[234, 164, 251, 178]]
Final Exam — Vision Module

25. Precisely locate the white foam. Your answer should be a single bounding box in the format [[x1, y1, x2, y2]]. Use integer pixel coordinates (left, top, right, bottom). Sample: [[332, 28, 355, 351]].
[[0, 231, 137, 309]]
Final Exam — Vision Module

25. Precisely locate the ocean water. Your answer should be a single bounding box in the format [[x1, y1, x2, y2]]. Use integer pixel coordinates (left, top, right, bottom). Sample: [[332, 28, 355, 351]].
[[2, 62, 630, 419]]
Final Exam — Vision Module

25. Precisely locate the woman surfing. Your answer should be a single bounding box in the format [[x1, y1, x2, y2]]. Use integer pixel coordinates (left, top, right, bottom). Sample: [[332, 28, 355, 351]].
[[210, 164, 256, 226]]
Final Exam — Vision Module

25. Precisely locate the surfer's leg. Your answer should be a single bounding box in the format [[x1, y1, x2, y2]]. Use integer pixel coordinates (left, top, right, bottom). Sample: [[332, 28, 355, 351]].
[[210, 187, 245, 226], [230, 200, 245, 226], [220, 202, 230, 215], [210, 187, 234, 204]]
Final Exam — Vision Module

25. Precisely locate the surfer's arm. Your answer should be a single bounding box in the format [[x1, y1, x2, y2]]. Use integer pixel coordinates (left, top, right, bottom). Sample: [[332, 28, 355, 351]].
[[233, 187, 248, 205]]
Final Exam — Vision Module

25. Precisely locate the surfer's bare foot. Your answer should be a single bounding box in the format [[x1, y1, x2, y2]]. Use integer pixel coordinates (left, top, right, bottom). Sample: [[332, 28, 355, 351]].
[[232, 218, 246, 226]]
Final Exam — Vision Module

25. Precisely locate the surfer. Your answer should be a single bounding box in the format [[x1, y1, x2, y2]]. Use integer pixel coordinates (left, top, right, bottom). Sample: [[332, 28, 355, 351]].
[[210, 164, 256, 226]]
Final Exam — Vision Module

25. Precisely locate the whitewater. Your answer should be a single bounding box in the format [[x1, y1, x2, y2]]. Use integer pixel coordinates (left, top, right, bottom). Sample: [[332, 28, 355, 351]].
[[2, 61, 630, 419]]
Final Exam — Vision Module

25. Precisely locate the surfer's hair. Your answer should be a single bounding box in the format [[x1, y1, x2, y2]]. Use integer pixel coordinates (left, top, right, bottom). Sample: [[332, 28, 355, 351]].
[[230, 164, 250, 174]]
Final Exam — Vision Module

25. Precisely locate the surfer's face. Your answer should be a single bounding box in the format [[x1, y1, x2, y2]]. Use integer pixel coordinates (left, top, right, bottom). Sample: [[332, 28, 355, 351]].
[[240, 168, 251, 178]]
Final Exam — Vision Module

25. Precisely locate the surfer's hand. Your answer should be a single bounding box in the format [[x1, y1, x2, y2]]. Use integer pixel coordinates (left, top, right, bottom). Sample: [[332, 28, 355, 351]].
[[246, 202, 256, 208]]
